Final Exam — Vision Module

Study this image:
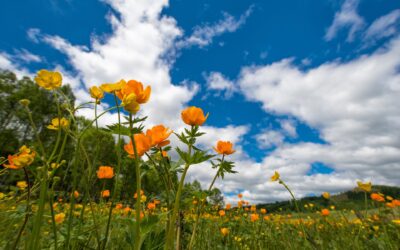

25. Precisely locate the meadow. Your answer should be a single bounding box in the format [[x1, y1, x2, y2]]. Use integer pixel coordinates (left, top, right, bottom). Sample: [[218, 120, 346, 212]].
[[0, 69, 399, 250]]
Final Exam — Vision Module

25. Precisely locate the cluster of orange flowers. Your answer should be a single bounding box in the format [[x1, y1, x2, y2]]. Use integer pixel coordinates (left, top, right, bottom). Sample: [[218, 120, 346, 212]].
[[3, 145, 35, 170], [371, 193, 400, 208]]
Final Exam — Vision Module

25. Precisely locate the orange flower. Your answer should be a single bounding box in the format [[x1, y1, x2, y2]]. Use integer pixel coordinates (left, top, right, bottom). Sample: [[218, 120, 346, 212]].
[[321, 209, 330, 216], [250, 205, 257, 212], [3, 145, 36, 169], [147, 202, 156, 210], [218, 210, 226, 217], [101, 190, 110, 198], [181, 106, 208, 126], [55, 213, 66, 224], [213, 141, 235, 155], [238, 193, 243, 199], [74, 191, 79, 198], [386, 202, 395, 208], [260, 208, 267, 214], [371, 193, 385, 202], [238, 200, 243, 208], [97, 166, 114, 179], [134, 189, 144, 199], [250, 213, 259, 222], [225, 203, 231, 210], [146, 125, 173, 147], [161, 151, 168, 157], [220, 227, 229, 236], [115, 203, 123, 209], [392, 199, 400, 207], [116, 80, 151, 104], [124, 133, 152, 158]]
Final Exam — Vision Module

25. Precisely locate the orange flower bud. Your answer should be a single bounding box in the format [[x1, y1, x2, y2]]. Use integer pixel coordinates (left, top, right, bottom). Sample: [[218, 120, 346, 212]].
[[321, 209, 330, 216], [97, 166, 114, 179], [181, 106, 208, 126], [213, 141, 235, 155], [101, 190, 110, 198]]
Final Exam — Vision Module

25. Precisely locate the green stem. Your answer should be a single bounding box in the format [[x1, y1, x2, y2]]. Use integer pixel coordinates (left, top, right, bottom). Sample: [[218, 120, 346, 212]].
[[102, 94, 122, 250], [128, 114, 142, 250], [12, 167, 31, 250]]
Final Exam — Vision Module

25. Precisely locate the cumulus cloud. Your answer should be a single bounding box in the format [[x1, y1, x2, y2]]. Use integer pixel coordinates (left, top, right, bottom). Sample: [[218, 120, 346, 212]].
[[233, 36, 400, 203], [325, 0, 365, 42], [256, 130, 284, 149], [177, 6, 253, 48], [0, 52, 32, 77], [204, 71, 236, 98]]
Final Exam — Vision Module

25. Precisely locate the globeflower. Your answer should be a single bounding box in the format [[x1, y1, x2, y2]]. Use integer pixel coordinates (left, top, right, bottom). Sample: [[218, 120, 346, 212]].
[[97, 166, 114, 179], [146, 125, 173, 148], [371, 193, 385, 202], [357, 181, 372, 192], [213, 141, 235, 155], [116, 80, 151, 104], [220, 228, 229, 236], [121, 93, 140, 114], [100, 79, 126, 93], [17, 181, 28, 190], [225, 203, 231, 210], [250, 213, 259, 222], [74, 191, 79, 199], [218, 210, 226, 217], [322, 192, 330, 199], [181, 106, 208, 126], [47, 117, 69, 130], [35, 69, 62, 90], [3, 145, 35, 169], [321, 209, 330, 216], [238, 193, 243, 199], [101, 190, 110, 198], [124, 133, 152, 158], [270, 171, 280, 182], [55, 213, 66, 224], [260, 208, 267, 214], [89, 86, 104, 101]]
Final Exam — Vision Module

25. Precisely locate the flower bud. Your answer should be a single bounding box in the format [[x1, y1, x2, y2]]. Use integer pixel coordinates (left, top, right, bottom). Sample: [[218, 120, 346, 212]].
[[19, 99, 30, 107]]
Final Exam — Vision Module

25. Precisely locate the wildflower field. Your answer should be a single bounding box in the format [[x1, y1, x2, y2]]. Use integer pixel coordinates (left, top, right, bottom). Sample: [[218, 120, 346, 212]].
[[0, 69, 399, 250]]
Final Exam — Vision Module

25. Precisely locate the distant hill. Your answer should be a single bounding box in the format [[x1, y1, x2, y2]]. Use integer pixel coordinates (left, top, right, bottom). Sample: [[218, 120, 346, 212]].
[[256, 185, 400, 213]]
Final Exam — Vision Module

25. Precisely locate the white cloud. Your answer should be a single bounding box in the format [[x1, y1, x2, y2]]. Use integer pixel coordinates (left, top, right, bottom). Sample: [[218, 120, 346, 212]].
[[325, 0, 365, 42], [256, 130, 284, 149], [0, 52, 32, 78], [234, 36, 400, 203], [204, 71, 236, 98], [177, 6, 253, 48], [364, 9, 400, 42], [280, 119, 297, 137]]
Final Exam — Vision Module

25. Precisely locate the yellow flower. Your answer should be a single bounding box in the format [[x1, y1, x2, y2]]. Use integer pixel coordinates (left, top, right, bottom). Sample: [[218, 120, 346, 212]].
[[357, 181, 372, 192], [19, 99, 30, 107], [270, 171, 280, 182], [17, 181, 28, 190], [116, 79, 151, 104], [0, 192, 4, 199], [392, 219, 400, 225], [3, 145, 36, 169], [47, 118, 69, 130], [55, 213, 66, 224], [220, 227, 229, 236], [35, 69, 62, 90], [100, 79, 126, 93], [121, 93, 140, 114], [322, 192, 330, 199], [89, 86, 104, 100]]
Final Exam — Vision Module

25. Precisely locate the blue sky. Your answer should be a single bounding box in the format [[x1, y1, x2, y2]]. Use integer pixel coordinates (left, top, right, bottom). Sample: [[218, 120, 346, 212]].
[[1, 0, 400, 203]]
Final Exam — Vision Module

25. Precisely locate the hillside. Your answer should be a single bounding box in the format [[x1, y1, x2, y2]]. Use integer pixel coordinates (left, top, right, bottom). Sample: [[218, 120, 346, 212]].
[[257, 185, 400, 213]]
